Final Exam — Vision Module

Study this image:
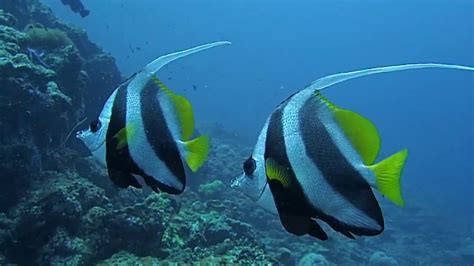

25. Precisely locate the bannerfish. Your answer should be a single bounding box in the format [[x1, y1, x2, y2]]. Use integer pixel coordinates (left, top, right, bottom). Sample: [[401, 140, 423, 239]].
[[77, 41, 231, 194], [231, 63, 474, 240]]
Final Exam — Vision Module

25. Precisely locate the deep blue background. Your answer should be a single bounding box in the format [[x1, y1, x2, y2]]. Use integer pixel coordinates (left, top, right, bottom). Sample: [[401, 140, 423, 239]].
[[43, 0, 473, 230]]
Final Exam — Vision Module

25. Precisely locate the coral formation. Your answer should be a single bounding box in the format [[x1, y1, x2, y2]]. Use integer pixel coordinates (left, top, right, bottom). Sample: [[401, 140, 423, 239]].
[[198, 180, 225, 197]]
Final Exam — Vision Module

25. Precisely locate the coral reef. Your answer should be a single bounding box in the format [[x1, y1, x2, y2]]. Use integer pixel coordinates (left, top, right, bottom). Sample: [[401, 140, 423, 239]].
[[198, 180, 225, 198]]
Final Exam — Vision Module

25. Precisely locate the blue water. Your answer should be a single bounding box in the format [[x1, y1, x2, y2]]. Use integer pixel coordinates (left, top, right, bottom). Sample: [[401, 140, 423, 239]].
[[44, 0, 473, 241]]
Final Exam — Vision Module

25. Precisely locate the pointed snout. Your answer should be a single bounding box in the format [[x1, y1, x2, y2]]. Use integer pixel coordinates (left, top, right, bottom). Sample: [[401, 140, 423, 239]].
[[76, 130, 85, 140], [230, 174, 241, 188]]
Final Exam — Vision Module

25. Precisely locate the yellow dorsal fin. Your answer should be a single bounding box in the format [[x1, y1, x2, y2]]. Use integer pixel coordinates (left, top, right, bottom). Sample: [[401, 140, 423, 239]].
[[152, 76, 194, 141], [368, 149, 408, 207], [265, 158, 291, 188], [113, 124, 136, 150], [183, 135, 210, 172], [316, 92, 381, 165]]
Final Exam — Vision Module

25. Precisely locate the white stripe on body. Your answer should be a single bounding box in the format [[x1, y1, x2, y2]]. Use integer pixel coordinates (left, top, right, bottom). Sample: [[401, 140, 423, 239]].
[[254, 120, 278, 214], [91, 89, 118, 166], [126, 76, 183, 190], [282, 89, 380, 230]]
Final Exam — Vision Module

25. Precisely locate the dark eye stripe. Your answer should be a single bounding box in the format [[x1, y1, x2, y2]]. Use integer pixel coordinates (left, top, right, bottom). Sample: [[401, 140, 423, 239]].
[[243, 156, 256, 175], [90, 119, 101, 133]]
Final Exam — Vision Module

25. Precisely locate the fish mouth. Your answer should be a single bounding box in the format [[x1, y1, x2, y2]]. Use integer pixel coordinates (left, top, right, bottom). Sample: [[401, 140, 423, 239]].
[[230, 176, 239, 188], [230, 172, 243, 188], [75, 130, 105, 153], [75, 130, 85, 140]]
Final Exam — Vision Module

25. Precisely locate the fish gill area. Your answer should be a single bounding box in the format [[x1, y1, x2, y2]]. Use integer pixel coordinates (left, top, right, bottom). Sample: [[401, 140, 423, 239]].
[[0, 1, 473, 265]]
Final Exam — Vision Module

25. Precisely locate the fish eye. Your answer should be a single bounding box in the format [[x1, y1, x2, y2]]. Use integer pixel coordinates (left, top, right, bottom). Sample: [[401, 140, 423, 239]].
[[89, 119, 101, 133], [243, 156, 256, 175]]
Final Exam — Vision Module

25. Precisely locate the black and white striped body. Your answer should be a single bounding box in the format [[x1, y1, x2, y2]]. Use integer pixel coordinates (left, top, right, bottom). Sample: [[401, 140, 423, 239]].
[[104, 73, 187, 193], [263, 89, 383, 238], [77, 41, 231, 194], [231, 62, 474, 240]]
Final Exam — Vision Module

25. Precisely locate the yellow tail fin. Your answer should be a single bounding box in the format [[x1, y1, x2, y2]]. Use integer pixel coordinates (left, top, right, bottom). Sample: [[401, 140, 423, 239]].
[[184, 135, 210, 172], [368, 149, 408, 207]]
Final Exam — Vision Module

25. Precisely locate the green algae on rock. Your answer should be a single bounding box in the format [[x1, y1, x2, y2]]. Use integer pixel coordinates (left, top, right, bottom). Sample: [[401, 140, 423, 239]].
[[198, 180, 225, 197], [24, 24, 73, 50]]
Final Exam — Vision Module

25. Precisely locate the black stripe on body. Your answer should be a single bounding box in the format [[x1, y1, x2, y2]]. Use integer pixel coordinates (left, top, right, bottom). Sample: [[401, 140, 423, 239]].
[[298, 95, 383, 236], [264, 103, 328, 240], [105, 82, 142, 189], [139, 78, 186, 194]]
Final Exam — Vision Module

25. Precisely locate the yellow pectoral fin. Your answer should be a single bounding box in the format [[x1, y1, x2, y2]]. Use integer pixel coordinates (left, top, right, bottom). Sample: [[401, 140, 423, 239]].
[[265, 158, 291, 188], [184, 135, 210, 172], [369, 149, 408, 207], [152, 76, 195, 141], [113, 124, 136, 150], [316, 92, 381, 165]]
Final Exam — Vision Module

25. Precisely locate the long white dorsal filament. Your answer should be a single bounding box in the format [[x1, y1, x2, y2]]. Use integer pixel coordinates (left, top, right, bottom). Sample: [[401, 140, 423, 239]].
[[307, 63, 474, 91], [144, 41, 232, 75]]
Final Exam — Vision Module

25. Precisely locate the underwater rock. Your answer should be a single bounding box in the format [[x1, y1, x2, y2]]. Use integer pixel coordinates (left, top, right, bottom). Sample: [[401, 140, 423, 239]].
[[46, 44, 85, 103], [198, 180, 225, 198], [97, 251, 161, 265], [297, 252, 330, 266], [0, 25, 54, 83], [0, 0, 121, 198], [24, 24, 73, 51], [0, 143, 41, 211], [45, 80, 72, 104], [0, 24, 26, 46], [38, 227, 92, 265], [0, 24, 76, 154], [57, 23, 102, 59], [369, 251, 399, 266], [93, 193, 178, 259], [73, 156, 115, 195], [458, 242, 474, 265], [0, 213, 13, 247], [276, 247, 294, 265], [0, 10, 17, 27], [159, 197, 269, 263], [2, 0, 56, 29], [3, 172, 107, 264]]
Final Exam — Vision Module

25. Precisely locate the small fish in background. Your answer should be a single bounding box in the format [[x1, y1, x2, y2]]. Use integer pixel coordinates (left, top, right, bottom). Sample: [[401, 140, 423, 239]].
[[231, 63, 474, 240], [60, 0, 90, 18], [77, 41, 231, 194], [26, 47, 49, 69]]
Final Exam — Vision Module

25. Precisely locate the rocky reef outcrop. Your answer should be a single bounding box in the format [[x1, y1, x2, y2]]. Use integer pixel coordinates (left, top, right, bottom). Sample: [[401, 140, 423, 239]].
[[0, 0, 120, 212]]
